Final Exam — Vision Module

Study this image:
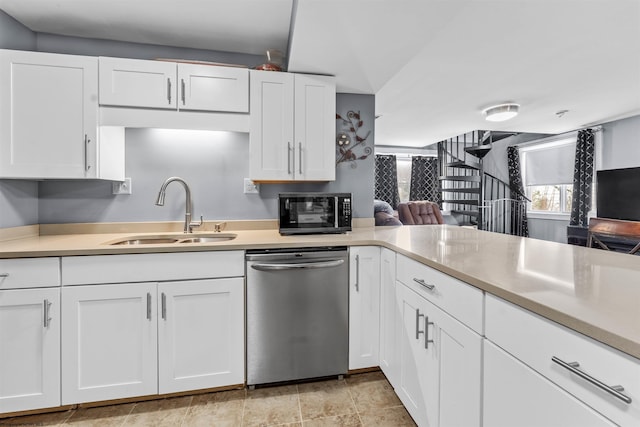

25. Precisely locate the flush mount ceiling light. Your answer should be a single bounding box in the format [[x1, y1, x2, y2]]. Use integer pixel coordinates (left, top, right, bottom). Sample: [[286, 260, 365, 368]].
[[483, 103, 520, 122]]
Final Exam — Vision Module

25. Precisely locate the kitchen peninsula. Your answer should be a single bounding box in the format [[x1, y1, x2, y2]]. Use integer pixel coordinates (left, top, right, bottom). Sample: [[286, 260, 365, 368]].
[[1, 223, 639, 425]]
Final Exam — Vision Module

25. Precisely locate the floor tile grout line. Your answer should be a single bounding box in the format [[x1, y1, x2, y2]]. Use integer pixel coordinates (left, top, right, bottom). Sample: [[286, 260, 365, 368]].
[[345, 377, 365, 427], [295, 383, 303, 425], [177, 394, 194, 427], [119, 401, 137, 427]]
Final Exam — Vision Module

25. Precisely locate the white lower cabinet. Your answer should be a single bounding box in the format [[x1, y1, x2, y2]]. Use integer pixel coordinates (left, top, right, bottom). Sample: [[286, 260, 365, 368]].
[[60, 251, 245, 405], [396, 281, 482, 427], [158, 278, 244, 394], [349, 246, 381, 370], [0, 288, 60, 413], [379, 248, 399, 385], [484, 340, 615, 427], [62, 283, 158, 404]]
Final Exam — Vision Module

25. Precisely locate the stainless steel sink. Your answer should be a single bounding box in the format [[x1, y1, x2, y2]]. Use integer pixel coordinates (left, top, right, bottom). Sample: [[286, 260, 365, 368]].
[[178, 234, 237, 243], [107, 233, 237, 245], [111, 237, 180, 245]]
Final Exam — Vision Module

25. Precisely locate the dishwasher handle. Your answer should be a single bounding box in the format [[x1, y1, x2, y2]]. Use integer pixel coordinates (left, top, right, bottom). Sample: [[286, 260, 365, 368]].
[[251, 259, 344, 271]]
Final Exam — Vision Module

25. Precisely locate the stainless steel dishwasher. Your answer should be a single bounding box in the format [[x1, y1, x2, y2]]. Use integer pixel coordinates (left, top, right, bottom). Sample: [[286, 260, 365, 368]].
[[245, 247, 349, 386]]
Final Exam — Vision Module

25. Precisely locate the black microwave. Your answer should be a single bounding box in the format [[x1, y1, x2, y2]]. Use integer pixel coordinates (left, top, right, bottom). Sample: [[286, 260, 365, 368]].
[[279, 193, 352, 235]]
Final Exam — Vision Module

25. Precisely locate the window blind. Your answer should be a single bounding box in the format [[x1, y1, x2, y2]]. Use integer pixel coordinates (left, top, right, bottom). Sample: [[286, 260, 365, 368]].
[[523, 142, 575, 186]]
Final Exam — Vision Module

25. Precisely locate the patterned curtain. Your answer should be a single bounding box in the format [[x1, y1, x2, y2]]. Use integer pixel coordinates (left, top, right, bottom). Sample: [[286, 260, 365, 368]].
[[569, 129, 595, 226], [409, 156, 441, 206], [375, 154, 400, 209], [507, 146, 529, 237]]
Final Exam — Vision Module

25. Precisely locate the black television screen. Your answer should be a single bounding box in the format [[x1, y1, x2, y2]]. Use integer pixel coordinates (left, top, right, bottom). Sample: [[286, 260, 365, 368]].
[[596, 167, 640, 221]]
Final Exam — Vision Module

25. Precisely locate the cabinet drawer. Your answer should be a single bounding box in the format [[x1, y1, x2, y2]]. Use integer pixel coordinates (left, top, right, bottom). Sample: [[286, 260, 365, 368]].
[[396, 254, 483, 333], [0, 258, 60, 289], [486, 294, 640, 426], [62, 251, 244, 285]]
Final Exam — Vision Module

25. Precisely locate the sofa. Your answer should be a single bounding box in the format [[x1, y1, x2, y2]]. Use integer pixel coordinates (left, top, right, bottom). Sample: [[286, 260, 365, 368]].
[[374, 199, 445, 226]]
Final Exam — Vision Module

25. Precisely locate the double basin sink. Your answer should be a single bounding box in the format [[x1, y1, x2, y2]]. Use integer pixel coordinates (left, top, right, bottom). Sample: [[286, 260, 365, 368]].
[[107, 233, 237, 245]]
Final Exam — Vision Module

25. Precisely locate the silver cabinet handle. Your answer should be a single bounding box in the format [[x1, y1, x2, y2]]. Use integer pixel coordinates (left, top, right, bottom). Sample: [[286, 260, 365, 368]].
[[551, 356, 632, 404], [146, 292, 152, 321], [298, 142, 303, 175], [287, 142, 292, 175], [84, 134, 91, 171], [161, 293, 167, 320], [43, 299, 52, 328], [0, 273, 8, 278], [251, 259, 344, 271], [424, 316, 434, 349], [167, 77, 172, 104], [415, 309, 425, 340], [413, 278, 435, 291], [354, 254, 360, 292], [181, 79, 186, 105]]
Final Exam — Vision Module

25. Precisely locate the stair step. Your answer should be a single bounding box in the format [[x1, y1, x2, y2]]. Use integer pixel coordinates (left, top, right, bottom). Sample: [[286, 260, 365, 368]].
[[446, 160, 481, 170], [451, 209, 479, 217], [441, 187, 481, 194], [442, 199, 479, 206], [482, 130, 517, 144], [439, 175, 481, 182], [464, 145, 492, 159]]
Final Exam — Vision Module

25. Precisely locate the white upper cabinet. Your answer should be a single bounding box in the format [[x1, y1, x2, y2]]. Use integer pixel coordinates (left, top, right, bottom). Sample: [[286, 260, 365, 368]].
[[99, 57, 248, 113], [0, 50, 122, 180], [249, 70, 336, 181], [99, 57, 176, 109]]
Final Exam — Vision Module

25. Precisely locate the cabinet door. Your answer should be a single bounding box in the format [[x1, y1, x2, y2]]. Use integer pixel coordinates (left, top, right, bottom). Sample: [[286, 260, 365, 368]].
[[178, 64, 248, 112], [99, 57, 177, 109], [249, 70, 294, 181], [62, 283, 157, 404], [348, 246, 380, 370], [430, 297, 482, 427], [396, 282, 437, 427], [379, 248, 398, 386], [0, 50, 98, 179], [293, 74, 336, 181], [0, 288, 60, 413], [484, 340, 615, 427], [158, 278, 244, 394]]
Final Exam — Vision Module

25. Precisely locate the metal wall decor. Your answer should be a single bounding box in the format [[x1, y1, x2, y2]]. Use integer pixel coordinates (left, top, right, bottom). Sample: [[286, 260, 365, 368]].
[[336, 110, 372, 168]]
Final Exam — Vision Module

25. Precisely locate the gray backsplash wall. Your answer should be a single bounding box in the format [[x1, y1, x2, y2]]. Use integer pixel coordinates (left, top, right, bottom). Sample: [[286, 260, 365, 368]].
[[38, 94, 375, 224]]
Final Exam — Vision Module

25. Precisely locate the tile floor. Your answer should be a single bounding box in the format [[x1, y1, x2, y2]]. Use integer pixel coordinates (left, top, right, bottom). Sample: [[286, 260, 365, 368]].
[[1, 372, 416, 427]]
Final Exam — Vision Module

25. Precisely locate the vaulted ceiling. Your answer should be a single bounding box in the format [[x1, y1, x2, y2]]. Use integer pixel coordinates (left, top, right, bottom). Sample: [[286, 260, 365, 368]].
[[1, 0, 639, 148]]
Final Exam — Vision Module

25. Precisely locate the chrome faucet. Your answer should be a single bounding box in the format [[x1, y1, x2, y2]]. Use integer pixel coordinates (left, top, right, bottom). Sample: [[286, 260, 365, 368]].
[[155, 176, 203, 233]]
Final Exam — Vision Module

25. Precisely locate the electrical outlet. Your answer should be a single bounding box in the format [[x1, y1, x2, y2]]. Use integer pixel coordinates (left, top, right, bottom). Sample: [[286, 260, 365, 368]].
[[112, 177, 132, 195], [244, 178, 259, 194]]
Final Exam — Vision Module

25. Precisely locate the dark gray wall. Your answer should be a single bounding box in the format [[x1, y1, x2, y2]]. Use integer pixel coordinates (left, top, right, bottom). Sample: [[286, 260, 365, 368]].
[[36, 33, 263, 67], [0, 10, 36, 50], [38, 94, 375, 224]]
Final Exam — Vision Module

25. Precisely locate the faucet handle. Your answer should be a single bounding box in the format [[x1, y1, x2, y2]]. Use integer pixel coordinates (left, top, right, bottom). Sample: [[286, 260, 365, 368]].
[[189, 215, 204, 232], [214, 222, 227, 233]]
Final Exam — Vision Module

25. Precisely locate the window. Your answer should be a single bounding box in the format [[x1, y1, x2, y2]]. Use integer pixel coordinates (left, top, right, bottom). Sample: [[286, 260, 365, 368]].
[[397, 157, 412, 202], [521, 138, 575, 214]]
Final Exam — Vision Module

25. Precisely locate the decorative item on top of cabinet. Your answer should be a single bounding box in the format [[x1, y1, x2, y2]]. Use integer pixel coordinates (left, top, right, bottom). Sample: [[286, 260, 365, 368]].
[[249, 70, 336, 182], [0, 50, 124, 180]]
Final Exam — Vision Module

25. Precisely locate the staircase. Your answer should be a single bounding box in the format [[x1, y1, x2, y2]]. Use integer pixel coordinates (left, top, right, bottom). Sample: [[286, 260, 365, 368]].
[[438, 130, 516, 228]]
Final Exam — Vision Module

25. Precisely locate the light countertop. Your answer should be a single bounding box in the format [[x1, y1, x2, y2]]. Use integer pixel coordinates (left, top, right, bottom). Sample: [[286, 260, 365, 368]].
[[1, 223, 639, 360]]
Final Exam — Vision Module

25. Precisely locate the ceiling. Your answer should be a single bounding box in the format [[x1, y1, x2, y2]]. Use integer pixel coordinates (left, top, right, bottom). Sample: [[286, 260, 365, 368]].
[[1, 0, 639, 148]]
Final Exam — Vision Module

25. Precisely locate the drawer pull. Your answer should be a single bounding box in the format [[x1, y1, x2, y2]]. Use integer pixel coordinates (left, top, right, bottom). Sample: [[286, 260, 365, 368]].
[[0, 273, 8, 278], [413, 278, 435, 291], [551, 356, 632, 404], [161, 293, 167, 320]]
